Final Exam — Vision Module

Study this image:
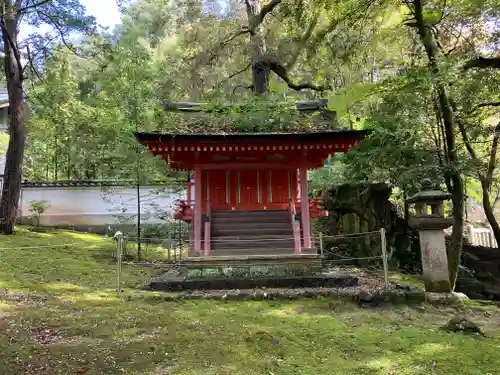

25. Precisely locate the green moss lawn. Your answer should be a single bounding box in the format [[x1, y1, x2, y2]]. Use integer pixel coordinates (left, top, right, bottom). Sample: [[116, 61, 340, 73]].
[[1, 228, 499, 374]]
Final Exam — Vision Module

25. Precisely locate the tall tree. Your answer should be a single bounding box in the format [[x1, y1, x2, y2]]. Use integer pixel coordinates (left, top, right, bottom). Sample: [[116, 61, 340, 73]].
[[0, 0, 95, 234], [405, 0, 465, 288], [180, 0, 381, 98], [402, 0, 499, 285]]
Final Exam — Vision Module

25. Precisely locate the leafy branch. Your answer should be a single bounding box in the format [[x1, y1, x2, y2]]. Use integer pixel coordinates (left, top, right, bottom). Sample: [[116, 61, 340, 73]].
[[246, 0, 282, 32], [218, 62, 252, 87], [463, 56, 500, 71], [0, 17, 25, 81], [469, 102, 500, 114], [17, 0, 52, 13], [261, 56, 331, 91]]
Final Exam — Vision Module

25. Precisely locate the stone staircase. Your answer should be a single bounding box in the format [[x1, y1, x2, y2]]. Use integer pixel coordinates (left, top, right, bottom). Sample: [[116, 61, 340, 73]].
[[209, 210, 296, 257]]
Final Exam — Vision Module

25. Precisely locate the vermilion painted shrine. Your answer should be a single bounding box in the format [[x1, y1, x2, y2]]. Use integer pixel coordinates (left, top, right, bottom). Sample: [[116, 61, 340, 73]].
[[136, 100, 368, 262]]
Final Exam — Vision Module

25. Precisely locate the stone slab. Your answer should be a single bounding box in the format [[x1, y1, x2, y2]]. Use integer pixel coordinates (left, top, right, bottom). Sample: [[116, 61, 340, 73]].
[[150, 275, 359, 292]]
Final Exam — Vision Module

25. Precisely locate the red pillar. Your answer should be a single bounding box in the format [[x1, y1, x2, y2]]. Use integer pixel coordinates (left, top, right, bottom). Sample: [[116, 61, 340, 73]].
[[193, 167, 202, 253], [186, 177, 191, 205], [299, 167, 312, 248]]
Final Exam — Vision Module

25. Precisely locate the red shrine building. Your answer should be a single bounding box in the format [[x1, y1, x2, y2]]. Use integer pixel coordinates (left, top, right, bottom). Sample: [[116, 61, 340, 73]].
[[136, 102, 367, 260]]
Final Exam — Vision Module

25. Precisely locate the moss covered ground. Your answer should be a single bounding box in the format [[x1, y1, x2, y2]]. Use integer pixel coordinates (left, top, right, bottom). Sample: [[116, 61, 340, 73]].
[[1, 228, 499, 374]]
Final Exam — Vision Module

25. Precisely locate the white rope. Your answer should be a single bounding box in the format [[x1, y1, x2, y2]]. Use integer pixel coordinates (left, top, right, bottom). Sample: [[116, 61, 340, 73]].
[[124, 237, 186, 241], [321, 231, 381, 239], [0, 242, 99, 251], [125, 231, 381, 243], [324, 255, 382, 262]]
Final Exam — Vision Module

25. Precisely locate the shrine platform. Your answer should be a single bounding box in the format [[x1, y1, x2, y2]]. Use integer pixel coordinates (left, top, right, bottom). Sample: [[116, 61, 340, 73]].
[[181, 252, 321, 269]]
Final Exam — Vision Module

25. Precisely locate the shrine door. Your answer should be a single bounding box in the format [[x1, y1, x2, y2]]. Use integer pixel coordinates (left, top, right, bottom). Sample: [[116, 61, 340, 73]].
[[203, 170, 230, 210], [266, 169, 296, 206], [236, 170, 260, 209]]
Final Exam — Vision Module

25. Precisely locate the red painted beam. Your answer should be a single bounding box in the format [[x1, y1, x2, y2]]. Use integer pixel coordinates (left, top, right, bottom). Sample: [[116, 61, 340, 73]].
[[192, 161, 321, 170]]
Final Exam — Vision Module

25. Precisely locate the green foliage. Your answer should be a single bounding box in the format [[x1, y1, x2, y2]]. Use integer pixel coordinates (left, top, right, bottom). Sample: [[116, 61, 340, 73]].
[[28, 200, 50, 227], [337, 71, 444, 193], [157, 97, 340, 134], [0, 134, 8, 150], [18, 0, 500, 237]]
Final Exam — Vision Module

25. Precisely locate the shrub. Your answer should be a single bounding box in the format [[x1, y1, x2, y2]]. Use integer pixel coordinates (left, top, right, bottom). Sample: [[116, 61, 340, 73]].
[[28, 200, 50, 227]]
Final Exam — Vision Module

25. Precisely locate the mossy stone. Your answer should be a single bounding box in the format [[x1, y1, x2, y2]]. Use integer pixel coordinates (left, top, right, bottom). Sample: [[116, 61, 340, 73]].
[[425, 279, 452, 293]]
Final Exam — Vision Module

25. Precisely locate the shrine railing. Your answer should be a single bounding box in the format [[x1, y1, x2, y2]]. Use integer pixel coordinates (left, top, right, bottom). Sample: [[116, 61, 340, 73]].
[[204, 201, 211, 256], [289, 199, 302, 254]]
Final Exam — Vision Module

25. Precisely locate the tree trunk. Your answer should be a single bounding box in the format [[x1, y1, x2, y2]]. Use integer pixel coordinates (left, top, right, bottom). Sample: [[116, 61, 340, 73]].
[[448, 174, 464, 288], [481, 179, 500, 246], [246, 0, 270, 94], [412, 0, 464, 289], [457, 113, 500, 246], [0, 12, 26, 234], [479, 123, 500, 246]]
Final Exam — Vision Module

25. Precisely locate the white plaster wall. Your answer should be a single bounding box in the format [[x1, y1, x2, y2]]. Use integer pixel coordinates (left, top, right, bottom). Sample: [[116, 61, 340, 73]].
[[18, 186, 184, 227]]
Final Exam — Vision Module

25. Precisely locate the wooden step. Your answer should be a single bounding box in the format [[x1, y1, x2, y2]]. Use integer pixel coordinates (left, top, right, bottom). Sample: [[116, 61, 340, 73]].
[[211, 248, 295, 257], [211, 238, 293, 250], [211, 216, 290, 224], [210, 234, 296, 241], [212, 222, 292, 233], [212, 209, 288, 216], [212, 230, 293, 238], [212, 242, 294, 250]]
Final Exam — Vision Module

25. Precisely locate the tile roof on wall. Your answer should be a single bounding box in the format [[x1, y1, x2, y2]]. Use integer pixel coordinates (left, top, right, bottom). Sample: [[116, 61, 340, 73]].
[[21, 180, 178, 188], [22, 180, 131, 188]]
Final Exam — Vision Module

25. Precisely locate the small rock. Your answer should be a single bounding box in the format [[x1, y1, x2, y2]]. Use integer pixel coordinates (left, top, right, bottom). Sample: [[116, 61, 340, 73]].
[[442, 316, 485, 336], [416, 305, 426, 312], [396, 283, 412, 291], [426, 292, 468, 306], [358, 292, 378, 308]]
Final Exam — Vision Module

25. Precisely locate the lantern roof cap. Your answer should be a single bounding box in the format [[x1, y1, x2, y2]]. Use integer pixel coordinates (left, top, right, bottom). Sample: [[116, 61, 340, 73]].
[[407, 179, 451, 203]]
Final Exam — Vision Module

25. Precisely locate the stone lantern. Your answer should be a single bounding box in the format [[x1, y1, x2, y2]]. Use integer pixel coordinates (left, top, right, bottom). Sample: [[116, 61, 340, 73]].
[[407, 179, 453, 293]]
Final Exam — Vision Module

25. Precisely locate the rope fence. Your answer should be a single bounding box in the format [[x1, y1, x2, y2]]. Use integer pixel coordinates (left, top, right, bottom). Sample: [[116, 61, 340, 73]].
[[115, 228, 390, 294], [122, 230, 382, 243], [0, 242, 96, 251]]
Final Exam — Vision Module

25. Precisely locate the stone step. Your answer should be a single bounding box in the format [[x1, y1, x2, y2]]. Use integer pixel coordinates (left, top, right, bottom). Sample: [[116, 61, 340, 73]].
[[301, 248, 319, 255], [180, 253, 322, 269]]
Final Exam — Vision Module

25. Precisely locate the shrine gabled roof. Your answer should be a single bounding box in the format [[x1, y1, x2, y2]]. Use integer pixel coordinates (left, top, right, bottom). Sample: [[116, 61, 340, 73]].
[[135, 129, 370, 144], [136, 129, 369, 171]]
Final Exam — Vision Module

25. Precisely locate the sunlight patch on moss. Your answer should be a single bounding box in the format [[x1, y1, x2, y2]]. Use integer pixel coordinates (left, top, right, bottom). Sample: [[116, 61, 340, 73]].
[[30, 231, 56, 238], [415, 342, 452, 355], [42, 282, 86, 292], [0, 280, 23, 289], [57, 291, 119, 303], [264, 306, 301, 317], [365, 357, 395, 374], [0, 300, 14, 312], [63, 231, 110, 242], [389, 272, 424, 287]]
